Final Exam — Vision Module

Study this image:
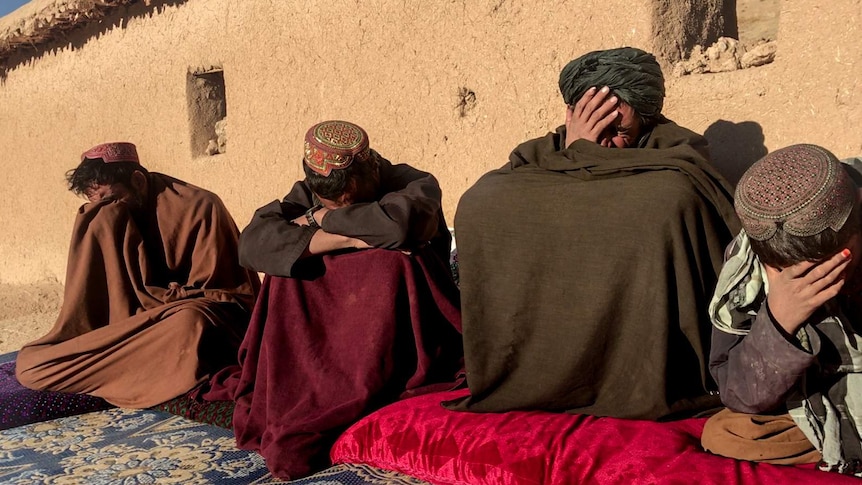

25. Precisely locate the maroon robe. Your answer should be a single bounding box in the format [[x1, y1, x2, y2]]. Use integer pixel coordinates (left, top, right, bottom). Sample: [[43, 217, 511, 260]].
[[203, 247, 463, 479]]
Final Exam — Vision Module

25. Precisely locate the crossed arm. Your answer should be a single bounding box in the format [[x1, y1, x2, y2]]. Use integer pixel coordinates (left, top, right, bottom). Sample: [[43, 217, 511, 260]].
[[238, 162, 443, 277], [289, 207, 371, 257]]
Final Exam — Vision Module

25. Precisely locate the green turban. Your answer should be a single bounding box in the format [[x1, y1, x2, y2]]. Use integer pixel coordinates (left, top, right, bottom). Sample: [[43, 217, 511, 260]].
[[559, 47, 665, 121]]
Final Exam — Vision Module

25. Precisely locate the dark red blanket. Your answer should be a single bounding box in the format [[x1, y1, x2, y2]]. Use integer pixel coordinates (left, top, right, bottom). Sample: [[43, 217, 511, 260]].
[[203, 248, 463, 479]]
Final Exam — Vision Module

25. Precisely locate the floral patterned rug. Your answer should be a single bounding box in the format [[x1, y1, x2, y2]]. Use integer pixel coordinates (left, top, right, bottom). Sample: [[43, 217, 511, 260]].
[[0, 351, 427, 485], [0, 407, 429, 484]]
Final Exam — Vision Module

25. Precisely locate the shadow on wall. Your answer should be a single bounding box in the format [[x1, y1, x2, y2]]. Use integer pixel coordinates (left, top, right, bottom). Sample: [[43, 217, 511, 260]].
[[704, 119, 767, 186], [1, 0, 189, 81]]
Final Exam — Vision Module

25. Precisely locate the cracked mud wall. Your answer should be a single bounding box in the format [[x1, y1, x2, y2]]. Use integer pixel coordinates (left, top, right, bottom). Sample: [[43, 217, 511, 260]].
[[666, 0, 861, 184], [0, 0, 859, 285]]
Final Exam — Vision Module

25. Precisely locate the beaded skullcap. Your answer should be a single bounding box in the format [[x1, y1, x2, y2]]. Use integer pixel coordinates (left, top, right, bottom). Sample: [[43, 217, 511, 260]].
[[81, 142, 140, 164], [736, 144, 855, 241], [303, 120, 371, 177]]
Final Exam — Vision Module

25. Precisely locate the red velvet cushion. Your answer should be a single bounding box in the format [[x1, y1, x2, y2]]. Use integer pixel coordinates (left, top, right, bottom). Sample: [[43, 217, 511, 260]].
[[331, 389, 858, 485]]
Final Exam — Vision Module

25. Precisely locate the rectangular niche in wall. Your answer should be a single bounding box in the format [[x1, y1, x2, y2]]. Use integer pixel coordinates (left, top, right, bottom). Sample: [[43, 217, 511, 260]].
[[187, 67, 227, 157]]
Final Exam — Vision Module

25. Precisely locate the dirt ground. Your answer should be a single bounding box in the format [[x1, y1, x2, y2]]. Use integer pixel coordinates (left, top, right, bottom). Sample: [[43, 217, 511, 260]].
[[0, 0, 781, 356], [0, 280, 63, 353]]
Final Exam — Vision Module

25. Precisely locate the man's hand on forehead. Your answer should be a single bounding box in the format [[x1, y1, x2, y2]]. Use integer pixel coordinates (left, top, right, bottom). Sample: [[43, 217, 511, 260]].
[[564, 86, 621, 149]]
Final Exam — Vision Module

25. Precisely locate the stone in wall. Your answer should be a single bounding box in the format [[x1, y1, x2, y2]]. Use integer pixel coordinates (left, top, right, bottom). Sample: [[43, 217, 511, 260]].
[[672, 37, 776, 76], [740, 42, 777, 68], [205, 117, 227, 156]]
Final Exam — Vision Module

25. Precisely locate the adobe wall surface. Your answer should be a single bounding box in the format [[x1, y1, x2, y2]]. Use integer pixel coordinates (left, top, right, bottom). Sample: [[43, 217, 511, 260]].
[[0, 0, 858, 286], [666, 0, 862, 184], [0, 0, 658, 284]]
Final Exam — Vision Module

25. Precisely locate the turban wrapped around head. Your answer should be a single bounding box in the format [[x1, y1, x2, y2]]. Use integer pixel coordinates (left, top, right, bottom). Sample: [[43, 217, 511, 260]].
[[735, 144, 856, 241], [303, 120, 372, 177], [558, 47, 665, 120], [81, 142, 139, 164]]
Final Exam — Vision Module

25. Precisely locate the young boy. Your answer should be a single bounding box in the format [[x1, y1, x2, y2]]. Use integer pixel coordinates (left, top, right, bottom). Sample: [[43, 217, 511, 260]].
[[701, 144, 862, 476]]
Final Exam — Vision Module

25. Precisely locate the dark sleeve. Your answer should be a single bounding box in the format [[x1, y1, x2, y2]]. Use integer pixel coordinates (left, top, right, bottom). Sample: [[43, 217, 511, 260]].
[[238, 181, 318, 277], [709, 305, 821, 414], [320, 161, 443, 249]]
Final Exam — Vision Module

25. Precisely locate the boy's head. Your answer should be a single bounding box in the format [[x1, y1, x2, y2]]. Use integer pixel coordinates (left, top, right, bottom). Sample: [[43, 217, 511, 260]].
[[736, 144, 860, 268], [67, 142, 149, 209], [302, 120, 380, 208]]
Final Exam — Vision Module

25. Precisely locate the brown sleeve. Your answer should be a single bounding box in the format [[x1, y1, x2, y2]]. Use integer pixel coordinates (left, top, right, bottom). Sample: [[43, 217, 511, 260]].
[[238, 181, 318, 277], [320, 161, 443, 249], [709, 305, 820, 414]]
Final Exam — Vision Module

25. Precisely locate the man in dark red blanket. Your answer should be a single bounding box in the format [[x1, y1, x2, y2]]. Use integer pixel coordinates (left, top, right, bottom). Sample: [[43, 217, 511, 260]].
[[203, 120, 463, 480], [447, 47, 741, 420], [16, 142, 260, 408]]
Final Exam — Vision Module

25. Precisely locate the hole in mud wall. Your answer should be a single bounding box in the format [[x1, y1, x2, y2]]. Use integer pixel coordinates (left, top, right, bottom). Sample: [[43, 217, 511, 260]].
[[456, 87, 477, 118], [187, 68, 227, 157], [737, 0, 780, 46]]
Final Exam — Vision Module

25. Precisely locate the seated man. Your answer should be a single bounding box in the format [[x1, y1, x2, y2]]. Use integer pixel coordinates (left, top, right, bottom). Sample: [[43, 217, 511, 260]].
[[203, 120, 463, 480], [702, 144, 862, 476], [16, 142, 260, 408], [447, 47, 740, 419]]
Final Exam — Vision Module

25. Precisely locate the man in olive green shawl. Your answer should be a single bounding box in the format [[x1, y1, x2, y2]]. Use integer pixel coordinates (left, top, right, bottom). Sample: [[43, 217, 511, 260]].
[[448, 47, 741, 420]]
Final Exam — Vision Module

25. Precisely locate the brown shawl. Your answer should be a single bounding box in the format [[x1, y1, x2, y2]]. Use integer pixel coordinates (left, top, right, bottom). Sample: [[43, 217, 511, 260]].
[[16, 173, 259, 408], [447, 120, 740, 419]]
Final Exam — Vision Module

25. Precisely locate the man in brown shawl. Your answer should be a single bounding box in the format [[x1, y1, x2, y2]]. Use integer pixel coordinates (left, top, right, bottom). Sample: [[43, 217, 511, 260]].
[[447, 47, 741, 420], [203, 120, 463, 480], [15, 142, 260, 409]]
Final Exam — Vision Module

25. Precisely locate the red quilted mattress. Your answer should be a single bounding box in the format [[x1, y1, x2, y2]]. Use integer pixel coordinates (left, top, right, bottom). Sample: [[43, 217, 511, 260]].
[[331, 389, 857, 485]]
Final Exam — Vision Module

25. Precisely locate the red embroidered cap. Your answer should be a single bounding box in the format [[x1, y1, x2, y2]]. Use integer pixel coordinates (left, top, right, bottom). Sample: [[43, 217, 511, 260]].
[[81, 142, 140, 164], [303, 120, 371, 176]]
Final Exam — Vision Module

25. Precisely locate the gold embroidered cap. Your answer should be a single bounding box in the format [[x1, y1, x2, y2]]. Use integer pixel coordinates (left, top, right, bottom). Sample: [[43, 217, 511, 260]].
[[303, 120, 371, 176]]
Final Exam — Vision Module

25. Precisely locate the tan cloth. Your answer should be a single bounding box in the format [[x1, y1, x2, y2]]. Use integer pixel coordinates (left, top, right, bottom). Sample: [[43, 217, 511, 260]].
[[16, 173, 259, 408], [702, 408, 822, 465]]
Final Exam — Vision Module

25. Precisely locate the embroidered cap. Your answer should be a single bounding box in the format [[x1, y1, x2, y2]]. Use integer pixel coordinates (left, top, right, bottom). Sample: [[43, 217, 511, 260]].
[[735, 144, 856, 241], [81, 142, 140, 164], [303, 120, 371, 176]]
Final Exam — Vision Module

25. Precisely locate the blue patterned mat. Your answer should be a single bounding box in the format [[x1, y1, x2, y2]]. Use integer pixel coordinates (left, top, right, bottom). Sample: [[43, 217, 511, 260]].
[[0, 348, 426, 485], [0, 407, 428, 484]]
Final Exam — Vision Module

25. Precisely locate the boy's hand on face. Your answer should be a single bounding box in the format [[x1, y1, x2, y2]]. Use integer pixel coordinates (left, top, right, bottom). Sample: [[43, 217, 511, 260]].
[[765, 249, 852, 335]]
